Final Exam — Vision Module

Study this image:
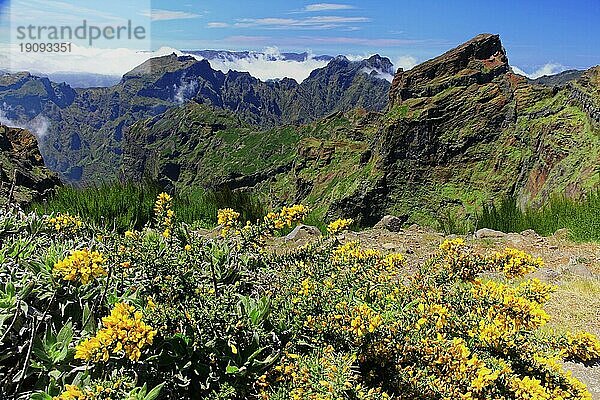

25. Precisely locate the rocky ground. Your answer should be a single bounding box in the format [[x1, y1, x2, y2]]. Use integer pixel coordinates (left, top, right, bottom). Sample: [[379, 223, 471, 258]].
[[276, 222, 600, 398]]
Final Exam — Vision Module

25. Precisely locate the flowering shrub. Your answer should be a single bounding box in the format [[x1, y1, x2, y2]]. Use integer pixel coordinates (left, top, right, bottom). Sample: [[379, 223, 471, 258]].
[[75, 302, 157, 362], [492, 247, 544, 279], [327, 218, 354, 235], [564, 331, 600, 362], [46, 212, 83, 232], [53, 249, 107, 285], [1, 197, 598, 399]]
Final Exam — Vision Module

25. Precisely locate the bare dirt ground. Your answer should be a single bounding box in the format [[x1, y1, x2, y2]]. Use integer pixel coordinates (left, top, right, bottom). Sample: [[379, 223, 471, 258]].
[[276, 224, 600, 398]]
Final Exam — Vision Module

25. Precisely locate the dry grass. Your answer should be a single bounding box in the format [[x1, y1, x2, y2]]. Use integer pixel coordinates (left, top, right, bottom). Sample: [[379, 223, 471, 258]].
[[545, 277, 600, 336]]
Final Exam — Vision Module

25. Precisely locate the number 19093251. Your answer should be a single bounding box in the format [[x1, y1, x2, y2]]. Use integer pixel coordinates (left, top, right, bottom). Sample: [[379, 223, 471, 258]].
[[19, 42, 72, 52]]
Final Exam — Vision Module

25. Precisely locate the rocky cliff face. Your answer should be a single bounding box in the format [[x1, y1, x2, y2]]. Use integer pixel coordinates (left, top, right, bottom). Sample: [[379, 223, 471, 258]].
[[0, 125, 61, 205], [568, 67, 600, 124], [377, 33, 599, 222], [389, 34, 509, 104]]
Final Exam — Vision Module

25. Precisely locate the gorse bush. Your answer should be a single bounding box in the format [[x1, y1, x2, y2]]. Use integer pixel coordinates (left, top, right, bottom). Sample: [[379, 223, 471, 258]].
[[29, 182, 267, 232], [477, 192, 600, 242], [1, 197, 599, 399]]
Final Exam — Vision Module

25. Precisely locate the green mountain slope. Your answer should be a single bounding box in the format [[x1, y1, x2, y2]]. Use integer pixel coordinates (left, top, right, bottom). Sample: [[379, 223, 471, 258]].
[[123, 34, 600, 226], [0, 55, 391, 184]]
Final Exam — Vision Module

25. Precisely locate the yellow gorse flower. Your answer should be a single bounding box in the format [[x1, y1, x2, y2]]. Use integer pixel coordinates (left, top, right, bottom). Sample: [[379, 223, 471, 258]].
[[279, 204, 309, 226], [263, 205, 310, 231], [516, 278, 557, 304], [47, 213, 83, 232], [565, 331, 600, 362], [470, 280, 550, 345], [75, 302, 157, 362], [333, 241, 379, 261], [510, 376, 552, 400], [492, 247, 543, 278], [439, 238, 466, 252], [218, 208, 241, 236], [53, 249, 106, 285], [327, 218, 353, 235], [348, 303, 383, 337], [264, 211, 286, 230]]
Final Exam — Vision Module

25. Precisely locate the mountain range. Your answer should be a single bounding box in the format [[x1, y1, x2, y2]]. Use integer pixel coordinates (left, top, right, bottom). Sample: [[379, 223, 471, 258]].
[[123, 34, 600, 225], [1, 34, 599, 226], [185, 50, 335, 64], [0, 53, 392, 184]]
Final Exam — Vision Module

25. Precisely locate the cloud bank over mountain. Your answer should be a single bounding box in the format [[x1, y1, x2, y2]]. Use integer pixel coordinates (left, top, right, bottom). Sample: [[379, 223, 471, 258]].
[[192, 48, 333, 82], [511, 63, 567, 79], [1, 43, 417, 85]]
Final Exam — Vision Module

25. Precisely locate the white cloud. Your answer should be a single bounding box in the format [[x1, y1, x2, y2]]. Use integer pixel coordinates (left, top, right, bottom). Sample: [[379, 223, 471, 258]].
[[198, 48, 417, 83], [141, 9, 202, 21], [511, 63, 566, 79], [207, 22, 230, 28], [361, 67, 393, 82], [199, 47, 331, 82], [1, 43, 181, 76], [234, 15, 370, 29], [1, 39, 418, 86], [304, 3, 356, 12], [174, 79, 199, 104], [0, 108, 49, 140], [14, 0, 128, 24], [393, 55, 418, 71]]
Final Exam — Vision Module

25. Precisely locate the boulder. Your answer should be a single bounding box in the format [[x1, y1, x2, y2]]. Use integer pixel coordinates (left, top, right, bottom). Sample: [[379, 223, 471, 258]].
[[285, 224, 322, 241], [374, 215, 406, 232], [553, 228, 571, 241], [475, 228, 506, 239], [520, 229, 539, 238]]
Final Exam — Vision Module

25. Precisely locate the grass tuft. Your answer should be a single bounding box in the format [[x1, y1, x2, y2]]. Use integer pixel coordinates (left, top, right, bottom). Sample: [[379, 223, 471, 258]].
[[477, 192, 600, 242], [29, 182, 267, 231]]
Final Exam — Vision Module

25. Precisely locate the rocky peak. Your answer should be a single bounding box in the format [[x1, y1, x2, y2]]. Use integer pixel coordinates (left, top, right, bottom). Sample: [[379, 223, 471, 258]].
[[362, 55, 394, 76], [122, 53, 200, 81], [389, 33, 509, 105], [577, 66, 600, 92]]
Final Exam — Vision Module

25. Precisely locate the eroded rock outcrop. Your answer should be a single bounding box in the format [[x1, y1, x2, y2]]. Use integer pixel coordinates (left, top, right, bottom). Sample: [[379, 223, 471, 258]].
[[0, 125, 61, 205], [374, 33, 600, 221]]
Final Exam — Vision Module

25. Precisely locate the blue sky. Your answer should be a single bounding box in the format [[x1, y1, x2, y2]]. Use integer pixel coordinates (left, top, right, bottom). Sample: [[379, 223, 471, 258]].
[[146, 0, 600, 73], [0, 0, 599, 77]]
